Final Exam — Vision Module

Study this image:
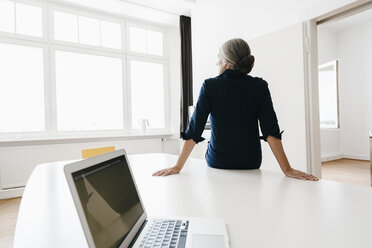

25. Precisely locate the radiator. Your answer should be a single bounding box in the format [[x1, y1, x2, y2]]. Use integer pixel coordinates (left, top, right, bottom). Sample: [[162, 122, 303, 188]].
[[0, 139, 163, 190]]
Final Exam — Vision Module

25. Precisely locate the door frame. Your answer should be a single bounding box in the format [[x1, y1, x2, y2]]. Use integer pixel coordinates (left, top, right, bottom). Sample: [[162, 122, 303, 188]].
[[303, 0, 372, 178]]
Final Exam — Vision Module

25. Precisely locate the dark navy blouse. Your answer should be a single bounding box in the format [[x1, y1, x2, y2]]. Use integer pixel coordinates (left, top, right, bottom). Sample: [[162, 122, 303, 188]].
[[181, 69, 283, 170]]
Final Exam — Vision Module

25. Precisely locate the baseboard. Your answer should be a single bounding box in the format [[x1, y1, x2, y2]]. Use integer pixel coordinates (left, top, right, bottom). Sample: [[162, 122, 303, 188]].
[[321, 154, 343, 162], [321, 154, 370, 162], [343, 154, 370, 161], [0, 187, 24, 200]]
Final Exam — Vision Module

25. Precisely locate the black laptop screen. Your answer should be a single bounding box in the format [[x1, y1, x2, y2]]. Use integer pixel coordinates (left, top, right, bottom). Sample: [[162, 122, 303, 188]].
[[72, 155, 144, 248]]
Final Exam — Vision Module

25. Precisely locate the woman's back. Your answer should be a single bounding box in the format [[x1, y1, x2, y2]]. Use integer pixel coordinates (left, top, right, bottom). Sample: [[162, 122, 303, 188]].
[[182, 69, 282, 170], [154, 38, 317, 181]]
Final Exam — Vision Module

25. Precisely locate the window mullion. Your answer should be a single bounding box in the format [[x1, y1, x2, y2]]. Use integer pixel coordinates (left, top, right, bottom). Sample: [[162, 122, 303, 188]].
[[13, 0, 17, 33], [47, 3, 57, 134], [122, 56, 129, 133], [43, 3, 51, 134], [48, 46, 57, 133], [122, 21, 129, 133]]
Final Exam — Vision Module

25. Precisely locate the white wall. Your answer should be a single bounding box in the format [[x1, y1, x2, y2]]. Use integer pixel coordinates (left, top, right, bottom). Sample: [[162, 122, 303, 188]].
[[190, 0, 360, 100], [318, 27, 338, 65], [191, 0, 315, 172], [0, 139, 162, 189], [320, 129, 342, 161], [338, 20, 372, 160], [190, 0, 370, 171], [249, 24, 309, 172], [317, 27, 343, 161], [317, 20, 372, 161]]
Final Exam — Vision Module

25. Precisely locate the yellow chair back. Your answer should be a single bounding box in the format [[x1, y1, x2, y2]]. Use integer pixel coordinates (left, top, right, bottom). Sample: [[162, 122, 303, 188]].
[[81, 146, 115, 159]]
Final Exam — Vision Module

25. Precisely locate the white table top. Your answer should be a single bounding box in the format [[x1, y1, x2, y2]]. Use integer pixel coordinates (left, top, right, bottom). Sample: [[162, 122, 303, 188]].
[[14, 153, 372, 248]]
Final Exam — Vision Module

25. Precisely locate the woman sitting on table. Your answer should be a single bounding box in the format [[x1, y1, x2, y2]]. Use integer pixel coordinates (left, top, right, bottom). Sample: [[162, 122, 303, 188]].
[[153, 38, 318, 181]]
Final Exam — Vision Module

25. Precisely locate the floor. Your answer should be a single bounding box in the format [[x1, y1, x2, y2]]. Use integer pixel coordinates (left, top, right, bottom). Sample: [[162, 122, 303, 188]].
[[0, 197, 21, 248], [322, 158, 371, 187], [0, 159, 370, 248]]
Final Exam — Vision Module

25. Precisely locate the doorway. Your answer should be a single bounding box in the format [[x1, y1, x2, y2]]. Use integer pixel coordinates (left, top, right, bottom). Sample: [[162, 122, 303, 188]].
[[308, 3, 372, 186]]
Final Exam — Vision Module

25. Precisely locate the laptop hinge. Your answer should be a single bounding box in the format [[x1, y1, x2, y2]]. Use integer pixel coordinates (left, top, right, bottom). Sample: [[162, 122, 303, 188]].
[[128, 219, 148, 248]]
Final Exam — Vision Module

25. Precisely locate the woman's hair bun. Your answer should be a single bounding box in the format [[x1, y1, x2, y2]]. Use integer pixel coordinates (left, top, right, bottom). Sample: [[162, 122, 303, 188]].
[[235, 55, 255, 74], [219, 38, 255, 74]]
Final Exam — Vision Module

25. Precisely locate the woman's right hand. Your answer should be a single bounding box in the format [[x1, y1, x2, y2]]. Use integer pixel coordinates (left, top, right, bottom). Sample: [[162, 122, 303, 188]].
[[152, 165, 182, 176]]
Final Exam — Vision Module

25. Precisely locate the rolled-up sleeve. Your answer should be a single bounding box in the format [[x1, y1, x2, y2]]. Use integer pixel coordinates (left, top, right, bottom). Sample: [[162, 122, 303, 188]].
[[181, 82, 211, 144], [258, 81, 283, 142]]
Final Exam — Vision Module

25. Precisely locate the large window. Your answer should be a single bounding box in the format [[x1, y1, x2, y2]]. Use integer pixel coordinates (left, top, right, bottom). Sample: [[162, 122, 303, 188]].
[[0, 0, 169, 140], [0, 43, 45, 132], [318, 60, 339, 129], [55, 51, 124, 131]]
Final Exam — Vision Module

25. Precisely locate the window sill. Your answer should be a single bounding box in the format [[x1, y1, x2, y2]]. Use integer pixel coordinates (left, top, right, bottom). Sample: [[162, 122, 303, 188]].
[[0, 132, 176, 146]]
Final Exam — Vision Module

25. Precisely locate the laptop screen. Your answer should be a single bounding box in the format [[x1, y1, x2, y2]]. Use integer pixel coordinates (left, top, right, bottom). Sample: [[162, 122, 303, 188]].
[[72, 155, 144, 248]]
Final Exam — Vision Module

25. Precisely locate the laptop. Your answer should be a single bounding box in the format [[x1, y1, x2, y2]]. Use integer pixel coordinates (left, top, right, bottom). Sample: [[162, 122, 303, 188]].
[[64, 149, 229, 248]]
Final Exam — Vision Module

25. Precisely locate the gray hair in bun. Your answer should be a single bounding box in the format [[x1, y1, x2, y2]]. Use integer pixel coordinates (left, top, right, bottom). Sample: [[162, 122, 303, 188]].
[[219, 38, 255, 74]]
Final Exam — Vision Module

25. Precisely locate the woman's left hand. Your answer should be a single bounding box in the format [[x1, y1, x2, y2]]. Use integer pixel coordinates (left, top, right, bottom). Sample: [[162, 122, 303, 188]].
[[284, 168, 319, 181], [152, 165, 182, 177]]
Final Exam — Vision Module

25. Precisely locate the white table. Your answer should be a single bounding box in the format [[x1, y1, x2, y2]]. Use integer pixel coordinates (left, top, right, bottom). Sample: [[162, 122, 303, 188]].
[[14, 153, 372, 248]]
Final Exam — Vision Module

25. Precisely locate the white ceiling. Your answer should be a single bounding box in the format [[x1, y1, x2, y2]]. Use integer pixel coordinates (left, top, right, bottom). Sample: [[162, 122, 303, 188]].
[[53, 0, 369, 29], [54, 0, 195, 26], [122, 0, 194, 15], [319, 7, 372, 31]]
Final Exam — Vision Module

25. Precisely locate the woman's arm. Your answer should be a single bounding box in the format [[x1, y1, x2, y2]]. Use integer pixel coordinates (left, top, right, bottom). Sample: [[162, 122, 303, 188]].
[[267, 136, 318, 181], [152, 139, 196, 176], [153, 82, 211, 177]]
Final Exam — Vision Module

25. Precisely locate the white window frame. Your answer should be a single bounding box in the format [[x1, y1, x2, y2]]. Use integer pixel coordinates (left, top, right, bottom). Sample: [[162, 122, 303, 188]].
[[49, 4, 125, 53], [0, 0, 172, 142], [0, 0, 47, 42], [126, 21, 167, 59]]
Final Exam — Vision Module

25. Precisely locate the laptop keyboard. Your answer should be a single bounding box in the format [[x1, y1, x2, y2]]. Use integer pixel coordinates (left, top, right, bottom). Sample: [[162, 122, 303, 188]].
[[139, 219, 189, 248]]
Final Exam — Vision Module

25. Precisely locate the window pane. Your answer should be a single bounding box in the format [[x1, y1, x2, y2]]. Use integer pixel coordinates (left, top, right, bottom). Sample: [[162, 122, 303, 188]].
[[0, 0, 15, 33], [55, 51, 123, 131], [54, 11, 78, 42], [129, 27, 146, 53], [319, 62, 338, 128], [101, 21, 121, 49], [0, 43, 45, 132], [131, 60, 165, 129], [15, 3, 42, 37], [78, 16, 100, 46], [147, 30, 163, 56]]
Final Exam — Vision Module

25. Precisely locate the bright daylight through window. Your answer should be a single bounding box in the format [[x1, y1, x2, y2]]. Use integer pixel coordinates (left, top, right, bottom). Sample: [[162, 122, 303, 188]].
[[0, 0, 168, 140], [318, 60, 339, 129]]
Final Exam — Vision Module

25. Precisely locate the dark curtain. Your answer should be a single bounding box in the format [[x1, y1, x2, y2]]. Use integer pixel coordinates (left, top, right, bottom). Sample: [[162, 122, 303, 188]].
[[180, 15, 193, 133]]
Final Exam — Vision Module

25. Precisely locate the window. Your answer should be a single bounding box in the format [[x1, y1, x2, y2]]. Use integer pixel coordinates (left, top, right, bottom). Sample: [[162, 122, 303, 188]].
[[78, 16, 100, 46], [55, 51, 124, 131], [54, 11, 78, 42], [129, 26, 163, 56], [15, 2, 42, 37], [0, 0, 15, 33], [53, 11, 122, 50], [0, 0, 169, 140], [0, 43, 45, 132], [0, 0, 42, 37], [318, 60, 339, 129], [130, 60, 165, 129], [101, 21, 121, 49]]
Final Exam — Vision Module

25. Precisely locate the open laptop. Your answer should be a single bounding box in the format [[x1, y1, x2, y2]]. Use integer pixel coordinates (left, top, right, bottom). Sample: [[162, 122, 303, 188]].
[[64, 149, 229, 248]]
